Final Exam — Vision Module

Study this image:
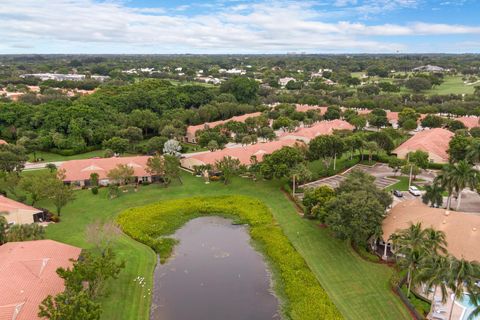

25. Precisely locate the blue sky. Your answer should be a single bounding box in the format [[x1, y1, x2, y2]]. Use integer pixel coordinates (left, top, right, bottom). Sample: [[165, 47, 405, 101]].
[[0, 0, 479, 54]]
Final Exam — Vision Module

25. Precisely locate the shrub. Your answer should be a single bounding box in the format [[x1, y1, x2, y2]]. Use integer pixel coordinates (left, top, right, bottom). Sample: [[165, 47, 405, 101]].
[[117, 196, 342, 320], [91, 186, 99, 195]]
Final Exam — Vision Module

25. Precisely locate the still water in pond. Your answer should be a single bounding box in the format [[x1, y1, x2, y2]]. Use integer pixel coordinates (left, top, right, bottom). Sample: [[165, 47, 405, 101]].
[[151, 216, 280, 320]]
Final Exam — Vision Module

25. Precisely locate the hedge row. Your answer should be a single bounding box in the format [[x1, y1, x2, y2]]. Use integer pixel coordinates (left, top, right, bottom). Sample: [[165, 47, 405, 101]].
[[117, 195, 343, 320]]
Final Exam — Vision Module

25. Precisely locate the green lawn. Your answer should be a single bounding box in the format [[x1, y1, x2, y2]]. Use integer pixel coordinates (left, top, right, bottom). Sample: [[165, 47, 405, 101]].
[[28, 150, 107, 162], [38, 173, 410, 320], [385, 176, 423, 191]]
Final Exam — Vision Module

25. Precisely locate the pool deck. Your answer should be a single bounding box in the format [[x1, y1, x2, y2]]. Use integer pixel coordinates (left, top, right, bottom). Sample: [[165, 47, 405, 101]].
[[426, 287, 470, 320]]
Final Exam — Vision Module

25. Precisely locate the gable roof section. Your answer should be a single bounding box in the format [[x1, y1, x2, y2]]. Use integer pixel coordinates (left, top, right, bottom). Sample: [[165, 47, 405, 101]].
[[59, 156, 151, 182], [457, 116, 480, 129], [392, 128, 454, 162], [0, 196, 41, 214], [295, 104, 328, 114], [0, 240, 81, 320], [186, 112, 262, 137], [278, 119, 354, 142]]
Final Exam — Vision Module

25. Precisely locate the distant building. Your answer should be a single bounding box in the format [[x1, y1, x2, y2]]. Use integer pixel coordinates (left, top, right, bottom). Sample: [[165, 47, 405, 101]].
[[185, 112, 262, 143], [20, 73, 109, 82], [0, 240, 81, 320], [0, 195, 44, 225], [392, 128, 454, 163], [295, 104, 328, 114], [412, 65, 445, 72], [59, 156, 154, 187], [278, 77, 296, 87]]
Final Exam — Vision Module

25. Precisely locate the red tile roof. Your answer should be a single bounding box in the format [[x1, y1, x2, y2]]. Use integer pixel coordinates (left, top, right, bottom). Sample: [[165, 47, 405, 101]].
[[182, 139, 301, 166], [0, 140, 7, 145], [0, 196, 41, 214], [186, 112, 262, 137], [393, 128, 454, 162], [295, 104, 328, 114], [457, 116, 480, 129], [278, 119, 354, 142], [59, 156, 152, 182], [0, 240, 81, 320]]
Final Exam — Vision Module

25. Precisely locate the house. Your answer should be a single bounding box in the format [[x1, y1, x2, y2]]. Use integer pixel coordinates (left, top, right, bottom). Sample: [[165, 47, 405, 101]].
[[392, 128, 454, 163], [0, 240, 82, 320], [180, 139, 300, 170], [412, 65, 445, 72], [0, 195, 44, 225], [278, 119, 354, 143], [278, 77, 296, 87], [185, 112, 262, 143], [59, 156, 153, 187], [376, 200, 480, 261], [457, 116, 480, 129], [295, 104, 328, 114]]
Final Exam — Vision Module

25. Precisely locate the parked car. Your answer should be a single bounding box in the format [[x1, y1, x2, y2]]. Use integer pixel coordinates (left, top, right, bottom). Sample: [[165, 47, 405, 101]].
[[408, 186, 421, 196], [393, 190, 403, 197]]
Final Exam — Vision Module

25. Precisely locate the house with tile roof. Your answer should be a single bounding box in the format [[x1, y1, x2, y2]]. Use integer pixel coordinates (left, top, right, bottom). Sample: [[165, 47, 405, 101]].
[[180, 139, 301, 170], [59, 156, 153, 187], [0, 195, 44, 225], [0, 240, 81, 320], [392, 128, 454, 163], [457, 116, 480, 129], [377, 200, 480, 262], [278, 119, 354, 143], [185, 112, 262, 143], [295, 104, 328, 114]]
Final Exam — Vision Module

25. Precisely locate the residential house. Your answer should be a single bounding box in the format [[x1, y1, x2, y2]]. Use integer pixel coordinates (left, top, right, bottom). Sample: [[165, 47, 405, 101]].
[[59, 156, 153, 187], [457, 116, 480, 129], [295, 104, 328, 114], [392, 128, 454, 163], [180, 139, 301, 170], [278, 119, 354, 143], [0, 196, 44, 225], [278, 77, 296, 87], [0, 240, 81, 320], [376, 200, 480, 261], [185, 112, 262, 143]]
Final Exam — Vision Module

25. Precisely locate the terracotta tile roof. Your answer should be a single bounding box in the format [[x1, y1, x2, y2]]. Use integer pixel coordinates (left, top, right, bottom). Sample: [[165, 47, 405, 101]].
[[0, 196, 41, 214], [0, 240, 81, 320], [278, 119, 354, 142], [383, 200, 480, 262], [0, 139, 7, 145], [186, 112, 262, 137], [182, 139, 300, 167], [295, 104, 328, 114], [386, 111, 399, 122], [392, 128, 454, 162], [457, 116, 480, 129], [59, 156, 152, 182]]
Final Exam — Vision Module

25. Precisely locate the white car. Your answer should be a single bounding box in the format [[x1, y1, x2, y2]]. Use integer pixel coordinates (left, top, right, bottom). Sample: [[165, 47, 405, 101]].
[[408, 186, 421, 196]]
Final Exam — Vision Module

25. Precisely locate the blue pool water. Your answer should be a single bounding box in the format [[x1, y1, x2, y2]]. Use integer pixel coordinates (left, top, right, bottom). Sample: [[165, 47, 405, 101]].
[[458, 294, 479, 320]]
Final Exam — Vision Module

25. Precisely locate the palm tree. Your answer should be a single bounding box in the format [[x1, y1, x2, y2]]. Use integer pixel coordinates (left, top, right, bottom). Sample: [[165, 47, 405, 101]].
[[466, 139, 480, 164], [448, 160, 479, 211], [424, 228, 448, 255], [417, 254, 449, 316], [468, 291, 480, 320], [446, 257, 480, 320], [435, 165, 455, 210], [422, 183, 445, 208]]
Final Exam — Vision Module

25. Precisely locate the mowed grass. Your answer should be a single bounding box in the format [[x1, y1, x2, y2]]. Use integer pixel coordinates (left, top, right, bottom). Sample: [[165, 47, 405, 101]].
[[28, 149, 106, 162], [41, 172, 411, 320]]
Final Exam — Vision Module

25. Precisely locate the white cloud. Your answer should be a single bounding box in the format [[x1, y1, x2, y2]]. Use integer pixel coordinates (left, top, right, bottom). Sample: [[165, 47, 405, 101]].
[[0, 0, 478, 53]]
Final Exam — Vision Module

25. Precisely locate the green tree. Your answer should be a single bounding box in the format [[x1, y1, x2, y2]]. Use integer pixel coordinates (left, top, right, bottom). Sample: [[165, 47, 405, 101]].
[[20, 170, 57, 205], [90, 173, 99, 187], [388, 157, 404, 176], [466, 138, 480, 164], [260, 146, 305, 180], [302, 186, 335, 219], [422, 183, 444, 208], [106, 164, 134, 185], [421, 115, 444, 128], [0, 215, 7, 244], [448, 134, 472, 162], [0, 144, 28, 172], [324, 106, 341, 120], [448, 160, 479, 210], [405, 77, 432, 92], [49, 182, 75, 216], [398, 108, 419, 129], [164, 154, 182, 185], [215, 156, 242, 185], [102, 137, 129, 154], [207, 140, 219, 151], [219, 77, 259, 103], [39, 290, 101, 320], [308, 135, 345, 169], [145, 136, 168, 154], [146, 155, 166, 185], [5, 223, 45, 242], [408, 150, 430, 169]]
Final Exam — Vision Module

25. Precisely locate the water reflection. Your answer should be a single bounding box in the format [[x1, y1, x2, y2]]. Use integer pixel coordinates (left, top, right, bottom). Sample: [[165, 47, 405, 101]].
[[151, 216, 280, 320]]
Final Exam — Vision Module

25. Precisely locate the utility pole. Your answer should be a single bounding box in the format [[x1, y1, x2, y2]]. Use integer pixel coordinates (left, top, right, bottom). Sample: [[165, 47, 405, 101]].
[[408, 164, 413, 188], [292, 174, 296, 196]]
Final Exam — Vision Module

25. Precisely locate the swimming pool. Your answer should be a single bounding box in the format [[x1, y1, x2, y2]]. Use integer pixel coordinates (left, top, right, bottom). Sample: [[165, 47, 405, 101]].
[[457, 294, 479, 320]]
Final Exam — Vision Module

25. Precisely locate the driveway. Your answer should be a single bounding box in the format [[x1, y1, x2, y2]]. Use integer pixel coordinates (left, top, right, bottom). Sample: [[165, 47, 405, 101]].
[[24, 161, 64, 171]]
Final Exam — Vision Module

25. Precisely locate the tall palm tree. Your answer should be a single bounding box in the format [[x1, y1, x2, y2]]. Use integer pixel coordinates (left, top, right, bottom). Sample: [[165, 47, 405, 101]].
[[446, 257, 480, 320], [422, 183, 445, 208], [435, 165, 455, 210], [417, 254, 449, 316], [424, 228, 448, 255], [448, 160, 479, 211]]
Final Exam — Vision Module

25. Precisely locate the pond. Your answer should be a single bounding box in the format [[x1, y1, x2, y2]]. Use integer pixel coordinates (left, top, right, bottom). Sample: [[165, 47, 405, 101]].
[[150, 216, 280, 320]]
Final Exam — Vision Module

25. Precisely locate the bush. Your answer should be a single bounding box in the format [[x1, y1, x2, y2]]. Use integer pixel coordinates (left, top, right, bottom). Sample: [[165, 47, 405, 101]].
[[91, 186, 99, 195], [50, 214, 60, 222], [117, 196, 342, 320]]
